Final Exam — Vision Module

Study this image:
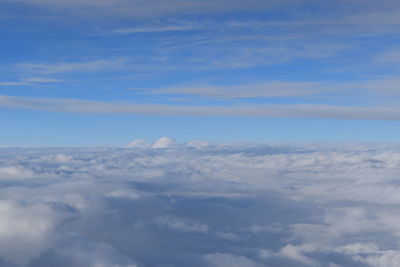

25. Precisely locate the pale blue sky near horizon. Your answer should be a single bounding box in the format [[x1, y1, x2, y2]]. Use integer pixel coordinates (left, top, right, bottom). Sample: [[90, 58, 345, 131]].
[[2, 0, 400, 145]]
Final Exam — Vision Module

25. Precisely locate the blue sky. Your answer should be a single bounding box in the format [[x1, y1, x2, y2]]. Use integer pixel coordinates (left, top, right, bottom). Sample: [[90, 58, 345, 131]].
[[2, 0, 400, 145]]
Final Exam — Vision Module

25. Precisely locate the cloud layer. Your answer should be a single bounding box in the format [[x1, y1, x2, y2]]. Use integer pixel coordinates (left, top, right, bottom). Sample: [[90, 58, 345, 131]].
[[1, 142, 400, 266]]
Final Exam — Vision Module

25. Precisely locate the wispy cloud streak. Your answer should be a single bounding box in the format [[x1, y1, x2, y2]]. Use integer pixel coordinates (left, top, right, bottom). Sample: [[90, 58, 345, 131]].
[[16, 60, 127, 74], [1, 94, 400, 120]]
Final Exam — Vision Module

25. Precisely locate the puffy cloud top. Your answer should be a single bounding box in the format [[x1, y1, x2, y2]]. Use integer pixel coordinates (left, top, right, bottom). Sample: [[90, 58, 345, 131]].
[[126, 139, 148, 148], [150, 137, 177, 148]]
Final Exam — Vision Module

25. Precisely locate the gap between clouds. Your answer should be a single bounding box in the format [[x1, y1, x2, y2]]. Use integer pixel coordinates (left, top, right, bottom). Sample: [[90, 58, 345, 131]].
[[1, 94, 400, 120]]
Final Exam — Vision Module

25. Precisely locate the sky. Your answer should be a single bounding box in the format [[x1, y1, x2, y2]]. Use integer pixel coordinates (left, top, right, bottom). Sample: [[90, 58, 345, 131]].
[[2, 0, 400, 145], [4, 2, 400, 265]]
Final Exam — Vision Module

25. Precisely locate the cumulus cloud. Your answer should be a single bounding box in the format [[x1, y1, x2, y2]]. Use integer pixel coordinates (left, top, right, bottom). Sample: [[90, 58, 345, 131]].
[[0, 143, 400, 266], [151, 137, 177, 148], [126, 139, 148, 148], [0, 201, 58, 265], [0, 166, 35, 180]]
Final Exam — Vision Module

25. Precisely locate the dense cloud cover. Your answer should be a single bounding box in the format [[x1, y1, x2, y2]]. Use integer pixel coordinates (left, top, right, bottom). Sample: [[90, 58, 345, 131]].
[[1, 141, 400, 266]]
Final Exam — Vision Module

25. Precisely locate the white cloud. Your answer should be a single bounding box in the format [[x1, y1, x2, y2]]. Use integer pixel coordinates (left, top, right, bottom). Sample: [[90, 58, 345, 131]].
[[22, 77, 63, 83], [2, 94, 400, 120], [5, 0, 400, 30], [30, 240, 139, 267], [358, 250, 400, 267], [151, 137, 177, 148], [0, 166, 35, 180], [132, 78, 400, 98], [16, 59, 127, 74], [0, 78, 62, 87], [0, 82, 29, 86], [0, 201, 58, 265], [205, 253, 265, 267], [105, 189, 141, 199], [112, 25, 199, 34], [155, 216, 209, 233], [277, 245, 317, 266], [126, 139, 148, 148], [139, 81, 322, 98], [3, 0, 292, 18]]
